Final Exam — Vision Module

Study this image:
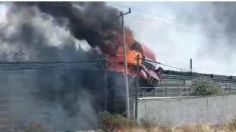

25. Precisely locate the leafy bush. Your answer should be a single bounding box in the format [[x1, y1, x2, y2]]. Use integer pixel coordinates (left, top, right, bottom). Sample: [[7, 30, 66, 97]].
[[99, 112, 138, 132], [191, 77, 223, 96]]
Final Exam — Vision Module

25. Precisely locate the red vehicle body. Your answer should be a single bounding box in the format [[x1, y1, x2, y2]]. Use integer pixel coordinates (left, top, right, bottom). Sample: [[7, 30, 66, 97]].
[[106, 38, 161, 87]]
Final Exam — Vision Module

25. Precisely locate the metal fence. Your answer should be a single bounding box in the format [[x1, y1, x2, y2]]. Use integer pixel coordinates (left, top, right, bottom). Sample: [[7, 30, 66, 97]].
[[138, 77, 236, 97]]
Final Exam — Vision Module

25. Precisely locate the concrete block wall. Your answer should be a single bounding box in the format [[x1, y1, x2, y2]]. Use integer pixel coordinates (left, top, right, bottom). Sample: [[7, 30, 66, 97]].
[[137, 95, 236, 126]]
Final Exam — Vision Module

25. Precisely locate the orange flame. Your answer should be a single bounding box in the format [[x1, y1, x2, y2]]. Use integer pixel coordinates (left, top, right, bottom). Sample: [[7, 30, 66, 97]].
[[127, 50, 142, 66], [106, 29, 143, 75], [115, 47, 143, 66]]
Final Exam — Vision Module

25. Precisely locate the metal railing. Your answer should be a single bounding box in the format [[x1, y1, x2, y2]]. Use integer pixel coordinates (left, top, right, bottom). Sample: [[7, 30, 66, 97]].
[[138, 80, 236, 97]]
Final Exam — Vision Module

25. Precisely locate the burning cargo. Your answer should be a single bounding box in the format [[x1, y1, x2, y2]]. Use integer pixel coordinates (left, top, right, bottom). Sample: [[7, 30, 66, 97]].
[[105, 29, 161, 87]]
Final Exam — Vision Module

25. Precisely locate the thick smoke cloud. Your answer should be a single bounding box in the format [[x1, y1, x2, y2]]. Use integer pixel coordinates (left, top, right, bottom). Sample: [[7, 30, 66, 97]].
[[20, 2, 122, 54], [0, 2, 127, 130], [175, 2, 236, 57], [212, 3, 236, 42]]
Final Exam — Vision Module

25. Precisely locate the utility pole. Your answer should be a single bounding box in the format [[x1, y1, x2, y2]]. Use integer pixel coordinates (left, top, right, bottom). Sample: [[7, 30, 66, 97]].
[[135, 55, 140, 120], [190, 58, 192, 73], [190, 58, 193, 79], [120, 8, 131, 118]]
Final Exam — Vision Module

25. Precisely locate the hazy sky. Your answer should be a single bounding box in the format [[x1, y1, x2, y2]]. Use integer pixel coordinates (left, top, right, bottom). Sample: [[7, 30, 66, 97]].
[[107, 2, 236, 76], [1, 2, 236, 76]]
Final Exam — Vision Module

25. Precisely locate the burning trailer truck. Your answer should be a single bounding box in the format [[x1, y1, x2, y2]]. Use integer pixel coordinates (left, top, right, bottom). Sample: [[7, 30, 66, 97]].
[[105, 29, 162, 87], [101, 29, 163, 115]]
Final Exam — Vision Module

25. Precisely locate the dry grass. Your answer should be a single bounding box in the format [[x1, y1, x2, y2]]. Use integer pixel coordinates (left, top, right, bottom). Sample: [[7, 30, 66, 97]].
[[9, 121, 48, 132], [121, 123, 236, 132], [99, 113, 236, 132], [8, 114, 236, 132]]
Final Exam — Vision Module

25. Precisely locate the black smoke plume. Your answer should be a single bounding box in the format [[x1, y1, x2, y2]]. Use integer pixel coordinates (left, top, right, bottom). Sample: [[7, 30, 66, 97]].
[[20, 2, 122, 54], [0, 2, 130, 130]]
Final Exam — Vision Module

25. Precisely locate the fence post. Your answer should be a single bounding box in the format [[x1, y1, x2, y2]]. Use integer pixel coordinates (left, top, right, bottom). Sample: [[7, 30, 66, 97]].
[[189, 81, 191, 96], [178, 84, 180, 96], [165, 80, 168, 96], [154, 87, 156, 96], [184, 79, 186, 96], [225, 83, 227, 95]]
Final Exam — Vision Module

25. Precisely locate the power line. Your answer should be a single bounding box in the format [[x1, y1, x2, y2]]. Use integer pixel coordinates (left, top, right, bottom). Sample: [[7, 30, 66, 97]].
[[0, 58, 107, 71], [0, 65, 66, 71], [111, 4, 189, 28], [111, 4, 230, 44], [0, 59, 106, 65], [0, 58, 142, 71], [145, 59, 187, 71], [0, 58, 189, 72], [0, 61, 106, 71]]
